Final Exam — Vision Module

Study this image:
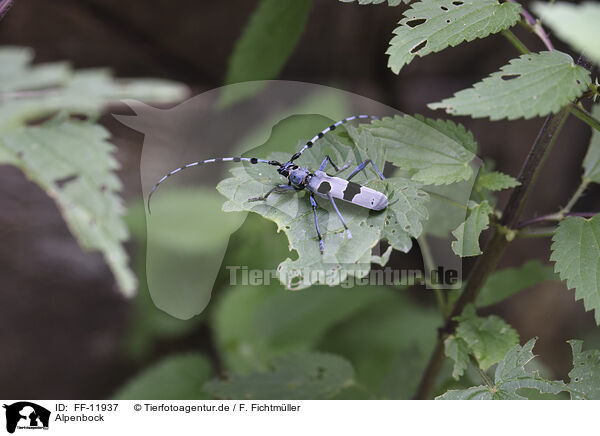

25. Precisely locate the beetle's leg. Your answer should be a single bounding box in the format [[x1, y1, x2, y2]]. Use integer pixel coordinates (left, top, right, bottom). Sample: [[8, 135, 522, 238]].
[[309, 193, 325, 254], [248, 184, 295, 202], [319, 155, 352, 175], [346, 159, 385, 181], [327, 194, 352, 239]]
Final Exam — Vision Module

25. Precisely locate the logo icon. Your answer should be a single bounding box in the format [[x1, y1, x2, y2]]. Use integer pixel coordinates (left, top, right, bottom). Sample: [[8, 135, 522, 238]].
[[3, 402, 50, 434]]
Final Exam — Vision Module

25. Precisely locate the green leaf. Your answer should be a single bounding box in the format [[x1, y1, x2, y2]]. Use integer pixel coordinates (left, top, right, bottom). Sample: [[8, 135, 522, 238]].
[[0, 46, 186, 296], [219, 0, 313, 107], [131, 188, 245, 318], [113, 354, 212, 400], [453, 305, 519, 370], [0, 46, 69, 92], [0, 49, 187, 130], [213, 284, 386, 374], [421, 180, 473, 239], [205, 352, 355, 400], [583, 105, 600, 184], [387, 0, 521, 74], [362, 114, 477, 185], [444, 335, 470, 380], [217, 120, 429, 289], [368, 177, 429, 253], [340, 0, 406, 5], [347, 127, 429, 253], [437, 338, 569, 399], [414, 115, 478, 155], [533, 2, 600, 67], [568, 340, 600, 400], [319, 292, 440, 399], [429, 51, 592, 120], [475, 170, 520, 192], [451, 200, 493, 257], [0, 120, 137, 295], [476, 260, 558, 307], [551, 215, 600, 325]]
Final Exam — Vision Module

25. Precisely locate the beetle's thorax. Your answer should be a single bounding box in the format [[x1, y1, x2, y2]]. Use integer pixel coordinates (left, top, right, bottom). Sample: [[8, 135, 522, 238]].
[[287, 167, 312, 189]]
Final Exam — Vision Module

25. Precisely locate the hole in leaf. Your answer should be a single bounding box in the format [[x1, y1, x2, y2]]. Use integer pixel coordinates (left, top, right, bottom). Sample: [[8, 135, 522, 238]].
[[441, 5, 448, 10], [55, 174, 78, 189], [446, 19, 451, 23], [501, 73, 521, 81], [406, 18, 426, 28], [576, 79, 581, 85], [410, 40, 428, 54], [452, 1, 463, 5]]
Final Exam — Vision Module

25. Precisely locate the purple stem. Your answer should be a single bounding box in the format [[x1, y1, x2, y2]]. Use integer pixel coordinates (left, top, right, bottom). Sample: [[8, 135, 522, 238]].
[[506, 0, 554, 51], [0, 0, 14, 21], [517, 212, 598, 229]]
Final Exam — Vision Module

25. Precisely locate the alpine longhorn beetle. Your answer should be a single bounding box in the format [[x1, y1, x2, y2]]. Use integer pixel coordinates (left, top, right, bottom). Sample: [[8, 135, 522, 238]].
[[147, 115, 388, 254]]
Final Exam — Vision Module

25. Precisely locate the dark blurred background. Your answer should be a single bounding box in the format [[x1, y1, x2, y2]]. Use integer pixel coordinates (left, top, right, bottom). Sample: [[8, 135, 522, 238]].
[[0, 0, 598, 399]]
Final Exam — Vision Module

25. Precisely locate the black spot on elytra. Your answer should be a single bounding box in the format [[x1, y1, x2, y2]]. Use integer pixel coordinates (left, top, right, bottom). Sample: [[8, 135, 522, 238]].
[[343, 181, 362, 202], [317, 181, 332, 194]]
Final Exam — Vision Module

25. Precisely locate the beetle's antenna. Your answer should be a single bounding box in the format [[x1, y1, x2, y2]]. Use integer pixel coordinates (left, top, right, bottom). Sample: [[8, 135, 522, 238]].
[[287, 115, 379, 164], [147, 157, 282, 214]]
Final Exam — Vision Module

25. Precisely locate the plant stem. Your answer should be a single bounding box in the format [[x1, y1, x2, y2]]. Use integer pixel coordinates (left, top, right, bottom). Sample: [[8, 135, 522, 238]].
[[0, 0, 14, 21], [516, 226, 557, 239], [501, 29, 530, 55], [413, 107, 570, 400], [569, 103, 600, 133], [507, 0, 554, 51], [561, 179, 591, 215], [419, 236, 447, 317], [517, 211, 597, 230]]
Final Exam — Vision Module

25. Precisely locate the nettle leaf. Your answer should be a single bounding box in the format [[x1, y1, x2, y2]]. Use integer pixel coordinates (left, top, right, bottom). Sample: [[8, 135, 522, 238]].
[[583, 105, 600, 184], [453, 305, 519, 370], [429, 51, 591, 120], [444, 335, 470, 379], [362, 114, 476, 185], [475, 170, 520, 192], [340, 0, 407, 5], [387, 0, 521, 74], [213, 285, 386, 374], [533, 2, 600, 67], [320, 293, 440, 399], [438, 338, 569, 399], [451, 200, 493, 257], [368, 177, 429, 253], [0, 47, 186, 296], [568, 340, 600, 400], [205, 352, 355, 400], [476, 260, 558, 307], [217, 129, 429, 289], [0, 120, 137, 296], [0, 46, 69, 92], [414, 115, 478, 155], [551, 215, 600, 325], [219, 0, 313, 107], [113, 354, 212, 400], [0, 47, 187, 130]]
